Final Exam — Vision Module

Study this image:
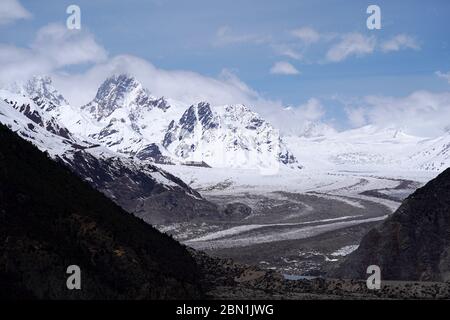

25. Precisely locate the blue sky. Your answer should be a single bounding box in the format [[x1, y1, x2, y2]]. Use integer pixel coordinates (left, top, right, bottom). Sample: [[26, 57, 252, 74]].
[[1, 0, 450, 134]]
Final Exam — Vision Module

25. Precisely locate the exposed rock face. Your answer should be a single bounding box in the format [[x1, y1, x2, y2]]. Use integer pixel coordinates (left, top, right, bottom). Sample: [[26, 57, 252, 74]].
[[135, 143, 173, 164], [0, 124, 203, 299], [330, 168, 450, 282], [60, 151, 219, 225], [2, 97, 73, 141]]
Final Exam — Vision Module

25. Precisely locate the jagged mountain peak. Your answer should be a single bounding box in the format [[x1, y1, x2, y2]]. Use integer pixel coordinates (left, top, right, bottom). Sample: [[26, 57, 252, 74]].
[[182, 102, 218, 130], [223, 103, 250, 113], [2, 76, 300, 170], [162, 100, 299, 170], [82, 74, 170, 120], [2, 75, 68, 112], [24, 75, 69, 111], [0, 89, 74, 142], [97, 74, 142, 98]]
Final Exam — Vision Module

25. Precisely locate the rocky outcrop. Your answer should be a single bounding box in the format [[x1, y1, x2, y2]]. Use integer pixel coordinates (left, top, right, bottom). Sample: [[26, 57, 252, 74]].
[[60, 150, 219, 225], [330, 168, 450, 282]]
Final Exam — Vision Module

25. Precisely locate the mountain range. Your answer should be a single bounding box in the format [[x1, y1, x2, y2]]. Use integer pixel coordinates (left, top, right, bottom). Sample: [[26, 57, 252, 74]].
[[1, 74, 448, 176], [15, 74, 298, 171]]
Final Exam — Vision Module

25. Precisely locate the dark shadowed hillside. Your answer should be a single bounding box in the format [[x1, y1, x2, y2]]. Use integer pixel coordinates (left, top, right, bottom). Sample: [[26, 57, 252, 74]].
[[0, 124, 203, 299], [330, 168, 450, 282], [60, 150, 219, 225]]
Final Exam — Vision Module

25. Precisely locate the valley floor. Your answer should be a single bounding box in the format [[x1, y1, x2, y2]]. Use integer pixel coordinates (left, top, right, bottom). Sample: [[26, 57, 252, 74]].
[[158, 165, 439, 276]]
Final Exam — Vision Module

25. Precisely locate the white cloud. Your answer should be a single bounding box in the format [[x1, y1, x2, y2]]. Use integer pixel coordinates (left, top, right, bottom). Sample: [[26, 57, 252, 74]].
[[291, 27, 321, 44], [345, 91, 450, 137], [0, 23, 107, 85], [273, 45, 303, 60], [288, 30, 419, 63], [381, 34, 420, 52], [268, 98, 327, 135], [296, 98, 325, 120], [0, 22, 288, 119], [32, 24, 107, 67], [436, 71, 450, 84], [326, 33, 376, 62], [49, 55, 288, 117], [0, 0, 30, 25], [345, 107, 368, 127], [50, 56, 320, 136], [213, 26, 270, 47], [270, 61, 300, 75]]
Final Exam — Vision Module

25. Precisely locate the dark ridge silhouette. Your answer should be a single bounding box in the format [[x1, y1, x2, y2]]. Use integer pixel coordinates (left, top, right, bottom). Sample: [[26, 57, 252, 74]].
[[0, 124, 203, 299]]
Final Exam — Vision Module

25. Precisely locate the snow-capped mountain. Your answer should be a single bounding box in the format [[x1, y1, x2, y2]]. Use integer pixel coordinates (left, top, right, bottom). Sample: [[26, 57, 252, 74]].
[[163, 102, 297, 171], [0, 88, 74, 143], [24, 75, 69, 112], [2, 74, 448, 173], [46, 74, 300, 170], [81, 74, 169, 121]]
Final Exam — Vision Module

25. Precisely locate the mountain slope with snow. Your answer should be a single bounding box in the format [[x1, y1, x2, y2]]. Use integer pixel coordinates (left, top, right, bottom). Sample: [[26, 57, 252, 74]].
[[0, 89, 218, 224], [407, 133, 450, 171], [163, 102, 297, 172]]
